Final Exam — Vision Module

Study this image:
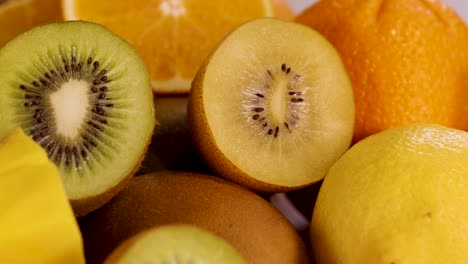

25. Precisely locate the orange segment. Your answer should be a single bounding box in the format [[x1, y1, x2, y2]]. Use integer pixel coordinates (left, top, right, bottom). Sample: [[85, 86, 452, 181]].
[[0, 0, 61, 47], [63, 0, 273, 94]]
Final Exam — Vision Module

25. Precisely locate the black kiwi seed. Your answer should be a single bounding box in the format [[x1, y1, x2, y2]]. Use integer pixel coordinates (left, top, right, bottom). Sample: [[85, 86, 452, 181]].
[[92, 61, 99, 73], [95, 106, 105, 115], [274, 126, 279, 138], [81, 149, 88, 159], [291, 98, 304, 103], [253, 114, 260, 120], [255, 93, 264, 98], [98, 92, 106, 100], [267, 70, 273, 79], [98, 69, 107, 77], [281, 63, 286, 72], [83, 142, 90, 151], [253, 107, 264, 112], [268, 129, 273, 135]]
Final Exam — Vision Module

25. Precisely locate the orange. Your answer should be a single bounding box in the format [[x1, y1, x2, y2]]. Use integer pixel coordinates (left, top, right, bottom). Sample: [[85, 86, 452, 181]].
[[62, 0, 273, 94], [0, 0, 61, 47], [272, 0, 295, 21], [296, 0, 468, 142]]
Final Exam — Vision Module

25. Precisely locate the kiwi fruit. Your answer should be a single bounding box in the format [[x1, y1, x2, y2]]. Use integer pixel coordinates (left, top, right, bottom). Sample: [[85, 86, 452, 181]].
[[80, 171, 310, 264], [137, 96, 210, 174], [188, 18, 354, 192], [0, 21, 155, 216], [104, 225, 247, 264]]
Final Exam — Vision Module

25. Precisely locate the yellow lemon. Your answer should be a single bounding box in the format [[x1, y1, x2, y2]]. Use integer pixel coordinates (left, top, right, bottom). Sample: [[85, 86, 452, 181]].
[[311, 123, 468, 264], [0, 128, 84, 264]]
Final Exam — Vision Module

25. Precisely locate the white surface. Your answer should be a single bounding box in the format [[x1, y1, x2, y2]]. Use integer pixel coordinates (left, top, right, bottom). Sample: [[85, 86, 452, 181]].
[[288, 0, 468, 23]]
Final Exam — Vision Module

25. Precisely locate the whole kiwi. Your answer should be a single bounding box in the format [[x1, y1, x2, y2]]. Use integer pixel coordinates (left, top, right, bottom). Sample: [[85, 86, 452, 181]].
[[80, 171, 310, 264], [137, 96, 210, 175]]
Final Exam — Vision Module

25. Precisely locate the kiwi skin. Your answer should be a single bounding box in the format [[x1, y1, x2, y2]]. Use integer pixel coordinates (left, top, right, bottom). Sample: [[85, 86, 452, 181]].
[[104, 225, 248, 264], [137, 96, 210, 175], [72, 135, 152, 217], [188, 57, 298, 193], [79, 171, 310, 264]]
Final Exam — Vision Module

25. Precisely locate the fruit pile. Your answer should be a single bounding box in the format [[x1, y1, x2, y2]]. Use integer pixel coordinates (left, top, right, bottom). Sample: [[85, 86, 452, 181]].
[[0, 0, 467, 263]]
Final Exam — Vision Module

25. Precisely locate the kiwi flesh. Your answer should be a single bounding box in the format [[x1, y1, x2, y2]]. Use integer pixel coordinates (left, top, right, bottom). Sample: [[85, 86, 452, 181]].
[[104, 225, 247, 264], [80, 171, 310, 264], [188, 18, 354, 192], [0, 21, 155, 216]]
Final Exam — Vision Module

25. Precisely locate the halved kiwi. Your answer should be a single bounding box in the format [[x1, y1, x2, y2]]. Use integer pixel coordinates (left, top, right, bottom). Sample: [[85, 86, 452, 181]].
[[188, 18, 354, 192], [80, 171, 309, 264], [0, 21, 155, 216], [104, 225, 247, 264]]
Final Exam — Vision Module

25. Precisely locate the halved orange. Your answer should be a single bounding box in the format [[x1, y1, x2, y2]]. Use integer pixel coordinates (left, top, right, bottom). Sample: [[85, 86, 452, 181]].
[[0, 0, 61, 47], [62, 0, 273, 94]]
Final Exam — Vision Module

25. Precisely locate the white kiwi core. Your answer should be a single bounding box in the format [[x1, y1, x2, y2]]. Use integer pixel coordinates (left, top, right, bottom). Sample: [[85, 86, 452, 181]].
[[50, 79, 90, 138]]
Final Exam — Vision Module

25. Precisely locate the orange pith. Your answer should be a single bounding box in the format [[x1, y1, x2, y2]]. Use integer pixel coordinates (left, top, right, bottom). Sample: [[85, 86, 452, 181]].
[[63, 0, 272, 93], [296, 0, 468, 142]]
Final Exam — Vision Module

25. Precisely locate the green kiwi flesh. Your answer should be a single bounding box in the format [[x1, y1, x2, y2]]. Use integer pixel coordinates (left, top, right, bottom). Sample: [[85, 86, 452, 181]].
[[104, 225, 247, 264], [80, 171, 310, 264], [0, 21, 155, 215], [189, 18, 354, 191]]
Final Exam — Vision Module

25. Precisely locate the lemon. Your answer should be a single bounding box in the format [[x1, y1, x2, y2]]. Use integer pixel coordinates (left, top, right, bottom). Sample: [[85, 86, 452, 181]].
[[0, 128, 84, 264], [311, 124, 468, 264]]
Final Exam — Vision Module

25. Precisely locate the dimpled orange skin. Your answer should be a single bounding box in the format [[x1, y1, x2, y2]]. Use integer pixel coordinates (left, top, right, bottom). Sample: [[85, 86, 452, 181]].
[[296, 0, 468, 142]]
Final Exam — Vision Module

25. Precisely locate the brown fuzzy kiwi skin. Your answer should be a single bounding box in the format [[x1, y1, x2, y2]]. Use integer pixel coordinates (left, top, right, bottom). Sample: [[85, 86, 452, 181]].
[[136, 96, 211, 175], [102, 227, 147, 264], [72, 104, 156, 217], [80, 171, 310, 264], [187, 53, 312, 193]]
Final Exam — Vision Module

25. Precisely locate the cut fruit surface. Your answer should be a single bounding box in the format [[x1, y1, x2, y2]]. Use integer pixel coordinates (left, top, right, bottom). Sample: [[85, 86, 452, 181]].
[[0, 21, 155, 216], [0, 128, 84, 264], [104, 225, 247, 264], [188, 18, 355, 191], [80, 171, 309, 264], [62, 0, 273, 94], [0, 0, 62, 48]]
